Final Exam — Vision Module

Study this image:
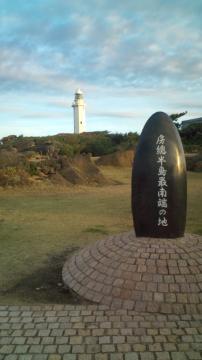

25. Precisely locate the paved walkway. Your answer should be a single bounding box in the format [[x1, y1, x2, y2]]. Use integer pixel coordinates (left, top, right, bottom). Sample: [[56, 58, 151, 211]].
[[1, 233, 202, 359], [0, 304, 202, 359], [63, 232, 202, 313]]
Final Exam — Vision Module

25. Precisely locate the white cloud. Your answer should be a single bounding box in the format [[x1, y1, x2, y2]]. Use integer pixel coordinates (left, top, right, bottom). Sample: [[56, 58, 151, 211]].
[[0, 0, 202, 136]]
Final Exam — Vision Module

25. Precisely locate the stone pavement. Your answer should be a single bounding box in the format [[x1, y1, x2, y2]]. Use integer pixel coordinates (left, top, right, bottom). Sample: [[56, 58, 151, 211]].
[[63, 232, 202, 313], [0, 304, 202, 359], [1, 232, 202, 359]]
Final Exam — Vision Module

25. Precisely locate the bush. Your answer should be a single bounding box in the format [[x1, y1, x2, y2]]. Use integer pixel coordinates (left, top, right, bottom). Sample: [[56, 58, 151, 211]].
[[0, 167, 30, 187], [186, 153, 202, 172], [26, 162, 38, 176], [0, 150, 25, 169], [183, 144, 201, 154], [58, 144, 75, 157], [180, 123, 202, 146]]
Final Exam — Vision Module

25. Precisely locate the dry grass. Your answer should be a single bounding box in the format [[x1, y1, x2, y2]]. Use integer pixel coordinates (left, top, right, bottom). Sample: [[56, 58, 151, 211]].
[[186, 171, 202, 235], [0, 166, 201, 304]]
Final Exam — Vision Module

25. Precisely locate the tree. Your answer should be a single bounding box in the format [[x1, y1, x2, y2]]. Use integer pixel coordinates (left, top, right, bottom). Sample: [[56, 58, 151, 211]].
[[170, 111, 187, 129]]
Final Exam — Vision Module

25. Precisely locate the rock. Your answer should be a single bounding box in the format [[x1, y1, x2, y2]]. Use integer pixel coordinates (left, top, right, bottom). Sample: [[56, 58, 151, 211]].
[[132, 112, 187, 238]]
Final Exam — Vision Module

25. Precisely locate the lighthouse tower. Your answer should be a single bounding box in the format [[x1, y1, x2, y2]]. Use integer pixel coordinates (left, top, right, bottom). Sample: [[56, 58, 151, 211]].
[[72, 88, 85, 134]]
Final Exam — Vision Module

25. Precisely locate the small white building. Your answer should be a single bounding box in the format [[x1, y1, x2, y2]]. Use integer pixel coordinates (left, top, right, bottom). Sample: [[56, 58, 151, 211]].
[[72, 88, 86, 134]]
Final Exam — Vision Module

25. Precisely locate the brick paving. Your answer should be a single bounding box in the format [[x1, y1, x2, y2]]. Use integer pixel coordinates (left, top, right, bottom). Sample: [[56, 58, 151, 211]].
[[0, 304, 202, 359], [1, 231, 202, 358], [63, 232, 202, 313]]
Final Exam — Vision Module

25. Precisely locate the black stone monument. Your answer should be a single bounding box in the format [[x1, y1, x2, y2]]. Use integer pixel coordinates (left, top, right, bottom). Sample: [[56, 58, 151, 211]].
[[132, 112, 187, 238]]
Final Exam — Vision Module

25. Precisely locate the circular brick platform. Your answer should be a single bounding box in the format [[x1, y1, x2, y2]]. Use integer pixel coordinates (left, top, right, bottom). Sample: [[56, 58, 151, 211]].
[[62, 231, 202, 314]]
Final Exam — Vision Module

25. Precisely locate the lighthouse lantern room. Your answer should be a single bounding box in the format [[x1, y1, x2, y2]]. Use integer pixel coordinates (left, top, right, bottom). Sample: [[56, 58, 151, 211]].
[[72, 88, 85, 134]]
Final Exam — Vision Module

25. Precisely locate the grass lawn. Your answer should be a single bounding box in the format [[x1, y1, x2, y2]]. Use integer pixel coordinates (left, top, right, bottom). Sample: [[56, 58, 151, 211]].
[[0, 167, 201, 304]]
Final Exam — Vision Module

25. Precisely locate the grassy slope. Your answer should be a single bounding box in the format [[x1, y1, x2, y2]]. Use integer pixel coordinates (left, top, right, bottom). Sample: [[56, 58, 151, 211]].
[[0, 167, 201, 304]]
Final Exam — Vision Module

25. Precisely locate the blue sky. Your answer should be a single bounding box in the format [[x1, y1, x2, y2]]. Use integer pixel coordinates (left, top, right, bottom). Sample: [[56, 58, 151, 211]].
[[0, 0, 202, 137]]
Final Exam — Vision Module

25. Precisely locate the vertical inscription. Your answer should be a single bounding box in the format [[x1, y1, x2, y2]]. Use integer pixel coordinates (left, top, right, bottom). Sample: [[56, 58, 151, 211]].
[[156, 134, 168, 227]]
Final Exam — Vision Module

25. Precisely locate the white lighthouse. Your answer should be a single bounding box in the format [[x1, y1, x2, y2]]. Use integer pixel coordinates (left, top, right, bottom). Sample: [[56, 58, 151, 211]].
[[72, 88, 86, 134]]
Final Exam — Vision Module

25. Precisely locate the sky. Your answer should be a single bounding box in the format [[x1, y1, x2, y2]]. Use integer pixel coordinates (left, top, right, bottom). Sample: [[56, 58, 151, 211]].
[[0, 0, 202, 138]]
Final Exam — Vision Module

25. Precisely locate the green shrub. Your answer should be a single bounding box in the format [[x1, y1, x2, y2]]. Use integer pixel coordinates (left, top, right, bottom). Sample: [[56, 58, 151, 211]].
[[58, 144, 75, 157], [26, 162, 38, 176]]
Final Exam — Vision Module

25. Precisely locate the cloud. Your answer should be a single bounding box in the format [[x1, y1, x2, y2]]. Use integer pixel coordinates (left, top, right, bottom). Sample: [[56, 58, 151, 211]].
[[0, 0, 202, 136], [88, 110, 146, 119], [21, 112, 67, 120], [1, 0, 202, 93]]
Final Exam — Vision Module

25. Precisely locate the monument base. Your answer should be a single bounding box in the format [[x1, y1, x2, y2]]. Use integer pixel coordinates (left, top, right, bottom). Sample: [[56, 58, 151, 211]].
[[62, 231, 202, 314]]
